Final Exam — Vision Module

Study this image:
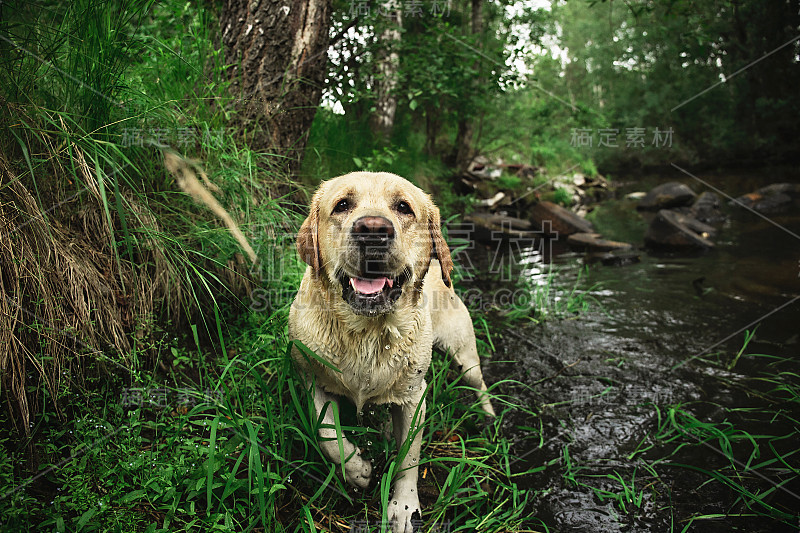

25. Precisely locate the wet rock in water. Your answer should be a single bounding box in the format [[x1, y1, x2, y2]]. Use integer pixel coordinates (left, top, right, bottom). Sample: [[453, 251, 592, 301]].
[[681, 213, 717, 238], [739, 192, 794, 214], [645, 209, 715, 249], [755, 182, 800, 197], [530, 201, 594, 236], [599, 250, 641, 266], [637, 182, 697, 211], [730, 183, 799, 214], [468, 212, 532, 230], [567, 232, 632, 252], [690, 191, 725, 224], [584, 249, 641, 266], [465, 212, 539, 243], [751, 193, 793, 213]]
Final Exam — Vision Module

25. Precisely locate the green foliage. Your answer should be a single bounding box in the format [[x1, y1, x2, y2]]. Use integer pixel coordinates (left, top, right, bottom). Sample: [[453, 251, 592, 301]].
[[552, 187, 572, 207], [550, 0, 799, 167], [303, 108, 451, 189], [562, 447, 647, 516], [496, 174, 522, 191], [470, 0, 799, 173], [479, 87, 602, 174], [352, 146, 404, 172], [321, 1, 531, 172], [0, 0, 155, 131], [317, 0, 799, 182], [0, 0, 297, 489], [579, 159, 598, 178]]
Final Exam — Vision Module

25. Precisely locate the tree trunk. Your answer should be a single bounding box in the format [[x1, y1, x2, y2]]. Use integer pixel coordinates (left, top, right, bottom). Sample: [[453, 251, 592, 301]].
[[221, 0, 331, 175], [450, 0, 482, 171], [425, 106, 441, 156], [451, 119, 473, 170], [369, 3, 402, 140]]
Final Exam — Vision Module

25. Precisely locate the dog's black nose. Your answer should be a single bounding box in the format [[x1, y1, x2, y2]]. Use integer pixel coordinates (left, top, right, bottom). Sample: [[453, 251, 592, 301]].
[[352, 216, 395, 247]]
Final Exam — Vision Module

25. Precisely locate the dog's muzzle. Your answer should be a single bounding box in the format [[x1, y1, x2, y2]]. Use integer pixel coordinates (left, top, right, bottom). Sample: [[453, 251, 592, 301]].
[[339, 216, 408, 315]]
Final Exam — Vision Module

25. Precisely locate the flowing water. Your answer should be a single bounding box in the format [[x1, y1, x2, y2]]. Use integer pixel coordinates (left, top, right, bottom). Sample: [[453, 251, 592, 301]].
[[467, 169, 800, 532]]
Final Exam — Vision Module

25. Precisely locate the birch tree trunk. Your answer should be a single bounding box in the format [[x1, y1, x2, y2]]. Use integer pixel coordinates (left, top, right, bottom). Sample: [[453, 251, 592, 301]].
[[221, 0, 331, 174], [369, 3, 402, 140]]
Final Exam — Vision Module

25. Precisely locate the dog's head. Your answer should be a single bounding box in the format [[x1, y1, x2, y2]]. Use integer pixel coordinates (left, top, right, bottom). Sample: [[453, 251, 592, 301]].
[[297, 172, 453, 316]]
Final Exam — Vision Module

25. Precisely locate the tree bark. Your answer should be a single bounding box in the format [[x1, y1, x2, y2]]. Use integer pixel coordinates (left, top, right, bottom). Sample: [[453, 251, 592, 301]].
[[369, 3, 402, 140], [425, 107, 441, 156], [221, 0, 331, 175], [450, 0, 482, 171]]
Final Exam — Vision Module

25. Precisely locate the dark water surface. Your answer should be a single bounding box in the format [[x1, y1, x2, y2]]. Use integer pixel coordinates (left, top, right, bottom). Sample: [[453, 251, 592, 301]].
[[468, 170, 800, 532]]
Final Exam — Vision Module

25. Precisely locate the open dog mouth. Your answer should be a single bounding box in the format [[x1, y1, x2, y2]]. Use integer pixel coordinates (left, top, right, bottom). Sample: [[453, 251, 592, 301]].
[[339, 269, 409, 316]]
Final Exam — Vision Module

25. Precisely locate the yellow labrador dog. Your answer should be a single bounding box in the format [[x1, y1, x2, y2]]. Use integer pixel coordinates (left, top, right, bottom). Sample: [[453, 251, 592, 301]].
[[289, 172, 495, 532]]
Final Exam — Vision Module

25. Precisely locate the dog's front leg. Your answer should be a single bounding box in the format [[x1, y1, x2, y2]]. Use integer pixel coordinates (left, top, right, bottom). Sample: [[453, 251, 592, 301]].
[[311, 385, 372, 489], [389, 386, 426, 533]]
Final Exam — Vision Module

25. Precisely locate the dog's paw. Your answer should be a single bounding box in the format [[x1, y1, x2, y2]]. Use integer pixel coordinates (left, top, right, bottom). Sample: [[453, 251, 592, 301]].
[[344, 450, 372, 489], [480, 396, 496, 417], [388, 492, 421, 533]]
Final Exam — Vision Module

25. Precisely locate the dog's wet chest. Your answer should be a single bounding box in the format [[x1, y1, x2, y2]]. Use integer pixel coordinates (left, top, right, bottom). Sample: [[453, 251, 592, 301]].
[[327, 327, 431, 407]]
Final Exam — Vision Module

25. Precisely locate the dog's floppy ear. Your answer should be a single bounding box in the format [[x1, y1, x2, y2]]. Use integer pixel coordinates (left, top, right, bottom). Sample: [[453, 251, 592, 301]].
[[297, 204, 322, 275], [428, 203, 453, 287]]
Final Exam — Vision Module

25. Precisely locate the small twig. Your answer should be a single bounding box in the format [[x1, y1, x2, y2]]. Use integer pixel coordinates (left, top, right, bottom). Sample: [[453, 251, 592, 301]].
[[534, 358, 584, 385]]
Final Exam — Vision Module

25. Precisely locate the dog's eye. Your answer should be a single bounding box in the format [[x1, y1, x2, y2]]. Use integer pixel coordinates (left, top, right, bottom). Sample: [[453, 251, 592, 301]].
[[332, 198, 350, 214], [395, 201, 414, 216]]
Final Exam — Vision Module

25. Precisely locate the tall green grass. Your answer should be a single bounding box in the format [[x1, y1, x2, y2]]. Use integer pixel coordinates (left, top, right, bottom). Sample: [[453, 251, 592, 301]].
[[0, 293, 552, 532], [0, 1, 556, 531]]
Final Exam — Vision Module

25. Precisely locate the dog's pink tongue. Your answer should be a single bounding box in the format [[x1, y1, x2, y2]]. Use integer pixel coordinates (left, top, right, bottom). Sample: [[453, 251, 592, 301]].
[[350, 277, 389, 294]]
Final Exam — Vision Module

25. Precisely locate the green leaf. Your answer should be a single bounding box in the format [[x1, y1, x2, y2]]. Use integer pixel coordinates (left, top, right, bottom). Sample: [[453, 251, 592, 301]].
[[76, 509, 96, 531], [206, 415, 219, 514], [122, 489, 147, 503], [268, 483, 287, 495], [289, 340, 341, 374]]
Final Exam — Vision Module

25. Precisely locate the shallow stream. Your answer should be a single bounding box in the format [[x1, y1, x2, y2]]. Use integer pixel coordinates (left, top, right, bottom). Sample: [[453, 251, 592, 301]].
[[468, 169, 800, 532]]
